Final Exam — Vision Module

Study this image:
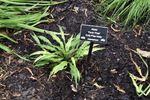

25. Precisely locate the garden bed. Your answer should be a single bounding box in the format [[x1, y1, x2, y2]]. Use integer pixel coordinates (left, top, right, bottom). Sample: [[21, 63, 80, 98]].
[[0, 0, 150, 100]]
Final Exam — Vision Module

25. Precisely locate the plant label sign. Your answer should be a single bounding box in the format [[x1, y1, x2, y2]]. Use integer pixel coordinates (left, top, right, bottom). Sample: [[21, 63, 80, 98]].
[[80, 24, 108, 44]]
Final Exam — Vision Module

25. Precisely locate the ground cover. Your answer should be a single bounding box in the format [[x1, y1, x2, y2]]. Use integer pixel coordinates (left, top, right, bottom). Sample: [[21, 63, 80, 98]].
[[0, 0, 150, 100]]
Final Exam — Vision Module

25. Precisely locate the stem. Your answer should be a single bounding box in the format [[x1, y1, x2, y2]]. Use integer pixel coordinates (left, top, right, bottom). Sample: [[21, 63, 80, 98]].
[[18, 23, 61, 35]]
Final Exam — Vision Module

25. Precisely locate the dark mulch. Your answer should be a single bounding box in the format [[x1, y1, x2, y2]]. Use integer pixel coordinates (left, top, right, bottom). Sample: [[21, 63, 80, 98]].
[[0, 0, 150, 100]]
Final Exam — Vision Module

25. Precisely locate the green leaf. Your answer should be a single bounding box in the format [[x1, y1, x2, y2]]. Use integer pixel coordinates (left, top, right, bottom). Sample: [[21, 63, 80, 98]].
[[65, 35, 73, 52], [58, 25, 65, 43], [93, 83, 105, 88], [35, 61, 50, 66], [35, 44, 57, 51], [0, 43, 29, 61], [46, 31, 64, 50], [37, 35, 52, 45], [30, 32, 41, 45], [30, 51, 51, 56], [48, 61, 68, 81], [0, 33, 17, 43], [70, 57, 81, 88]]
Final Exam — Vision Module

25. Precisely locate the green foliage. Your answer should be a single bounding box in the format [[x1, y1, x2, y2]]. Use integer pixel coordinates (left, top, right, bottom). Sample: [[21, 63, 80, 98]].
[[0, 33, 29, 61], [129, 51, 150, 97], [95, 0, 150, 28], [30, 25, 105, 88], [0, 0, 67, 35], [0, 0, 68, 64], [93, 83, 105, 89]]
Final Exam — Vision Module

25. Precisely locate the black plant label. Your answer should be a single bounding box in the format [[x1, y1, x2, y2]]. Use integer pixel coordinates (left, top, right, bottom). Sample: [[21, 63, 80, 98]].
[[80, 24, 108, 44]]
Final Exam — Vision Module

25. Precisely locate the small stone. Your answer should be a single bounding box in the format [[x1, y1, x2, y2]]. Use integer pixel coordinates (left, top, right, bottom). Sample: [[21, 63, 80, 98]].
[[29, 88, 35, 95], [117, 59, 120, 61], [114, 24, 119, 28], [18, 59, 23, 64], [80, 7, 85, 11], [22, 91, 29, 97], [97, 77, 102, 81], [24, 49, 27, 52], [113, 52, 116, 55], [74, 7, 79, 11]]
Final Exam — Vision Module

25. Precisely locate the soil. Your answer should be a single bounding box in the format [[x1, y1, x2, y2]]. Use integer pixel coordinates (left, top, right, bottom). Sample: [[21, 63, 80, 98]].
[[1, 0, 150, 100]]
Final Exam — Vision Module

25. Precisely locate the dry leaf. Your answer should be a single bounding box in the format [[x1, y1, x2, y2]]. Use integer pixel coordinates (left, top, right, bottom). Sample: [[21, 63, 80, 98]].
[[129, 73, 146, 81], [19, 67, 34, 76], [111, 24, 121, 32], [130, 52, 144, 78], [133, 25, 142, 37], [51, 74, 57, 78], [114, 84, 126, 93], [135, 25, 142, 36], [137, 48, 150, 58]]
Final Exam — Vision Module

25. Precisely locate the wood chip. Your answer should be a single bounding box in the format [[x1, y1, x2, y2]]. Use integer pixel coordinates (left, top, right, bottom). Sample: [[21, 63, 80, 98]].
[[110, 69, 118, 74], [0, 83, 6, 87], [0, 97, 6, 100], [85, 9, 88, 17], [114, 84, 126, 93], [133, 29, 138, 37], [133, 25, 142, 37], [109, 31, 119, 40], [71, 9, 78, 13], [111, 24, 121, 32], [12, 93, 22, 97], [58, 16, 65, 22], [71, 84, 77, 92]]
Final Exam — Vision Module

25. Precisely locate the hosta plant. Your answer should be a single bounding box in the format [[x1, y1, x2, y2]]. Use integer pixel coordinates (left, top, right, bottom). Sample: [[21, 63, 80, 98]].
[[30, 25, 105, 87]]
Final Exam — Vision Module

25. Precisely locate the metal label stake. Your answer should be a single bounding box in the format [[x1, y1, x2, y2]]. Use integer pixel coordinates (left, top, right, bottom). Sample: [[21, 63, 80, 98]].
[[80, 24, 108, 74], [86, 42, 94, 66]]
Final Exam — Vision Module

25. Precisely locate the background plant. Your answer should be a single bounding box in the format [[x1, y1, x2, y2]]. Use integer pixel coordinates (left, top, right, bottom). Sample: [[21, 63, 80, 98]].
[[129, 50, 150, 97], [0, 0, 67, 61], [0, 0, 67, 35], [30, 25, 105, 87], [94, 0, 150, 28]]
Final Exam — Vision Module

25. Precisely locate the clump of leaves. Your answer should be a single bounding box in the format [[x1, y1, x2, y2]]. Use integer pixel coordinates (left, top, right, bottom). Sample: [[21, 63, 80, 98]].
[[30, 25, 105, 87], [0, 0, 67, 35], [129, 51, 150, 97], [95, 0, 150, 28], [0, 0, 67, 62]]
